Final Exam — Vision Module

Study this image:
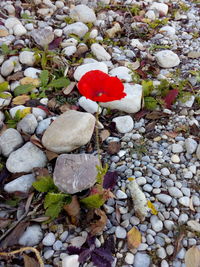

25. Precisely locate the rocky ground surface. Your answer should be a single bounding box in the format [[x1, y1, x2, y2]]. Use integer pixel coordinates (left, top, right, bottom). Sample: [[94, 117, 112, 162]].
[[0, 0, 200, 267]]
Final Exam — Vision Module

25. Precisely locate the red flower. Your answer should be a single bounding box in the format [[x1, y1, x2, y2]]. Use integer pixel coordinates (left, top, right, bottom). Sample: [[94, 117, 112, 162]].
[[77, 70, 126, 102]]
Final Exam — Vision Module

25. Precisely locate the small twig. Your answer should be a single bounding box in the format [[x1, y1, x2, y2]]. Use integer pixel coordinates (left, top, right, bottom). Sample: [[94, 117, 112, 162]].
[[95, 104, 102, 167], [0, 247, 44, 267]]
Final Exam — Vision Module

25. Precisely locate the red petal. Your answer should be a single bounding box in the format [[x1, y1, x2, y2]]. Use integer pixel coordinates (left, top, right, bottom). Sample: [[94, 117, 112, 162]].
[[163, 89, 179, 109]]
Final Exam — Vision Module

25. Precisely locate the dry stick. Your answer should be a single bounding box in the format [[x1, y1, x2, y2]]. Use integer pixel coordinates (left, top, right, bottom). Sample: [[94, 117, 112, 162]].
[[95, 104, 102, 168], [0, 247, 44, 267]]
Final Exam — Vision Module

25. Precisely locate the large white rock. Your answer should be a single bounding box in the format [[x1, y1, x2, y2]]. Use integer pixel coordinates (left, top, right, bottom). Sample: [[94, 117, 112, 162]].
[[31, 28, 54, 47], [63, 22, 88, 38], [74, 62, 108, 81], [78, 96, 101, 114], [91, 43, 111, 61], [5, 17, 21, 29], [6, 142, 47, 173], [42, 110, 95, 153], [4, 174, 35, 193], [109, 66, 133, 82], [62, 255, 79, 267], [155, 50, 180, 68], [62, 46, 77, 57], [19, 51, 36, 66], [0, 128, 24, 157], [160, 26, 175, 36], [19, 225, 43, 246], [112, 115, 134, 133], [149, 2, 168, 16], [24, 67, 41, 78], [13, 24, 27, 36], [100, 83, 142, 113], [70, 4, 96, 23]]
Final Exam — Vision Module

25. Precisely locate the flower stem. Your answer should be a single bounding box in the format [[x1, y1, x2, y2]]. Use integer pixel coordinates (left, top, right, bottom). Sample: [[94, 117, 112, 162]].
[[95, 104, 102, 168]]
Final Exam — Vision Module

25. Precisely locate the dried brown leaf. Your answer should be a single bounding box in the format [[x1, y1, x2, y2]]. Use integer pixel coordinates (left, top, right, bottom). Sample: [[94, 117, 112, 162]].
[[30, 135, 44, 148], [23, 254, 40, 267], [45, 150, 58, 161], [164, 131, 179, 138], [172, 232, 185, 259], [185, 246, 200, 267], [146, 111, 170, 120], [100, 129, 110, 142], [12, 95, 30, 105], [145, 121, 156, 132], [127, 227, 142, 249], [0, 218, 11, 229], [64, 196, 80, 225], [115, 205, 121, 223], [189, 197, 196, 212], [7, 71, 24, 82], [107, 142, 121, 155], [33, 167, 50, 179], [31, 216, 50, 222], [90, 209, 107, 236]]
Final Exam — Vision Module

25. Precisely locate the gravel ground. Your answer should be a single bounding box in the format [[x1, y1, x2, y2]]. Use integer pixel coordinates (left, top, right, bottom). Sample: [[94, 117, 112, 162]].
[[0, 0, 199, 267]]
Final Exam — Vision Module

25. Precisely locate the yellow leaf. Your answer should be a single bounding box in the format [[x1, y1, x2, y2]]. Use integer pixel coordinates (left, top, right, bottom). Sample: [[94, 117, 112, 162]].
[[128, 177, 135, 181], [20, 107, 31, 119], [127, 227, 141, 249], [20, 77, 40, 87], [147, 200, 158, 215], [185, 246, 200, 267], [12, 95, 30, 105]]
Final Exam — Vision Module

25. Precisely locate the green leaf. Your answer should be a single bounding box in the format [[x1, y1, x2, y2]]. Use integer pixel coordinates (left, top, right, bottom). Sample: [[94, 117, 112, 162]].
[[44, 192, 69, 208], [96, 164, 109, 184], [14, 109, 22, 121], [1, 43, 9, 55], [0, 82, 9, 92], [48, 77, 70, 88], [45, 201, 63, 220], [80, 194, 105, 208], [39, 70, 49, 86], [0, 92, 10, 99], [14, 84, 35, 96], [41, 51, 47, 70], [142, 80, 154, 97], [144, 96, 158, 110], [32, 176, 58, 193]]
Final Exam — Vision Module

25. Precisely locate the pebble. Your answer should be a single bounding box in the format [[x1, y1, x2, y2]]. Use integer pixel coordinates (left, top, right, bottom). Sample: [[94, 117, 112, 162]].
[[125, 252, 134, 264], [134, 253, 151, 267], [63, 22, 88, 38], [112, 115, 134, 134], [109, 67, 133, 82], [91, 43, 111, 61], [171, 154, 180, 163], [157, 247, 167, 259], [19, 225, 43, 246], [62, 255, 79, 267], [4, 174, 35, 194], [13, 24, 27, 36], [74, 62, 108, 81], [19, 51, 36, 66], [171, 144, 183, 153], [150, 216, 163, 232], [44, 250, 54, 260], [78, 96, 100, 114], [155, 50, 180, 68], [17, 114, 38, 135], [179, 196, 190, 207], [116, 190, 127, 199], [168, 187, 183, 198], [70, 4, 96, 23], [115, 226, 127, 239], [185, 138, 198, 154], [31, 28, 54, 47], [150, 2, 168, 16], [53, 240, 63, 251], [1, 60, 14, 77], [42, 232, 56, 246]]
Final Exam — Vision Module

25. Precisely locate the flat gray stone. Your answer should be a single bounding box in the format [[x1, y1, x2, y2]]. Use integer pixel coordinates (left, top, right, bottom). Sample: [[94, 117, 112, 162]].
[[4, 174, 35, 193], [53, 154, 99, 194]]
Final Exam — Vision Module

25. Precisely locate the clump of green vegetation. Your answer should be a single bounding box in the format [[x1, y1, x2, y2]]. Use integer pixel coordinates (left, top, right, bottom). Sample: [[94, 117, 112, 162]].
[[147, 18, 169, 29], [0, 44, 17, 56], [5, 108, 31, 128], [149, 44, 172, 52], [129, 4, 141, 16], [64, 16, 75, 24]]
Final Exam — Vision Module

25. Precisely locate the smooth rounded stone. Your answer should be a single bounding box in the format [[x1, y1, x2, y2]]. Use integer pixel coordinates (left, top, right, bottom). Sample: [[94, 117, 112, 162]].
[[0, 128, 24, 157], [138, 243, 148, 251], [19, 51, 35, 66], [125, 252, 134, 264], [70, 4, 96, 23], [196, 144, 200, 160], [42, 110, 95, 153], [60, 231, 68, 242], [143, 184, 153, 192], [115, 226, 126, 239], [160, 26, 175, 36], [149, 2, 168, 16], [150, 215, 163, 232], [91, 43, 111, 61], [130, 216, 140, 225], [36, 117, 57, 135], [53, 154, 99, 194], [24, 67, 41, 78], [53, 240, 63, 251], [13, 24, 27, 36], [62, 255, 79, 267], [136, 177, 146, 186], [63, 22, 88, 38], [177, 248, 186, 260], [19, 225, 43, 246], [183, 171, 193, 179], [155, 50, 180, 68], [145, 10, 156, 20], [109, 67, 133, 82], [181, 187, 190, 197], [78, 96, 101, 114], [166, 245, 174, 256], [44, 249, 54, 260], [100, 83, 142, 114], [6, 142, 47, 173], [4, 174, 35, 194], [164, 220, 174, 231], [116, 190, 127, 199], [161, 260, 169, 267], [168, 187, 183, 198], [146, 234, 154, 245], [157, 247, 167, 259], [70, 236, 87, 247], [171, 144, 183, 153], [134, 253, 151, 267], [188, 238, 197, 246], [193, 195, 200, 206], [155, 236, 165, 246], [42, 232, 56, 246], [74, 62, 108, 81], [161, 167, 170, 176], [185, 138, 198, 154], [5, 17, 21, 29], [103, 204, 114, 214], [62, 46, 77, 57], [17, 114, 38, 135], [32, 107, 47, 119], [187, 220, 200, 233], [1, 59, 14, 76], [179, 196, 190, 207], [171, 154, 180, 163], [9, 105, 26, 118], [147, 165, 161, 175], [112, 116, 134, 134], [31, 28, 54, 47]]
